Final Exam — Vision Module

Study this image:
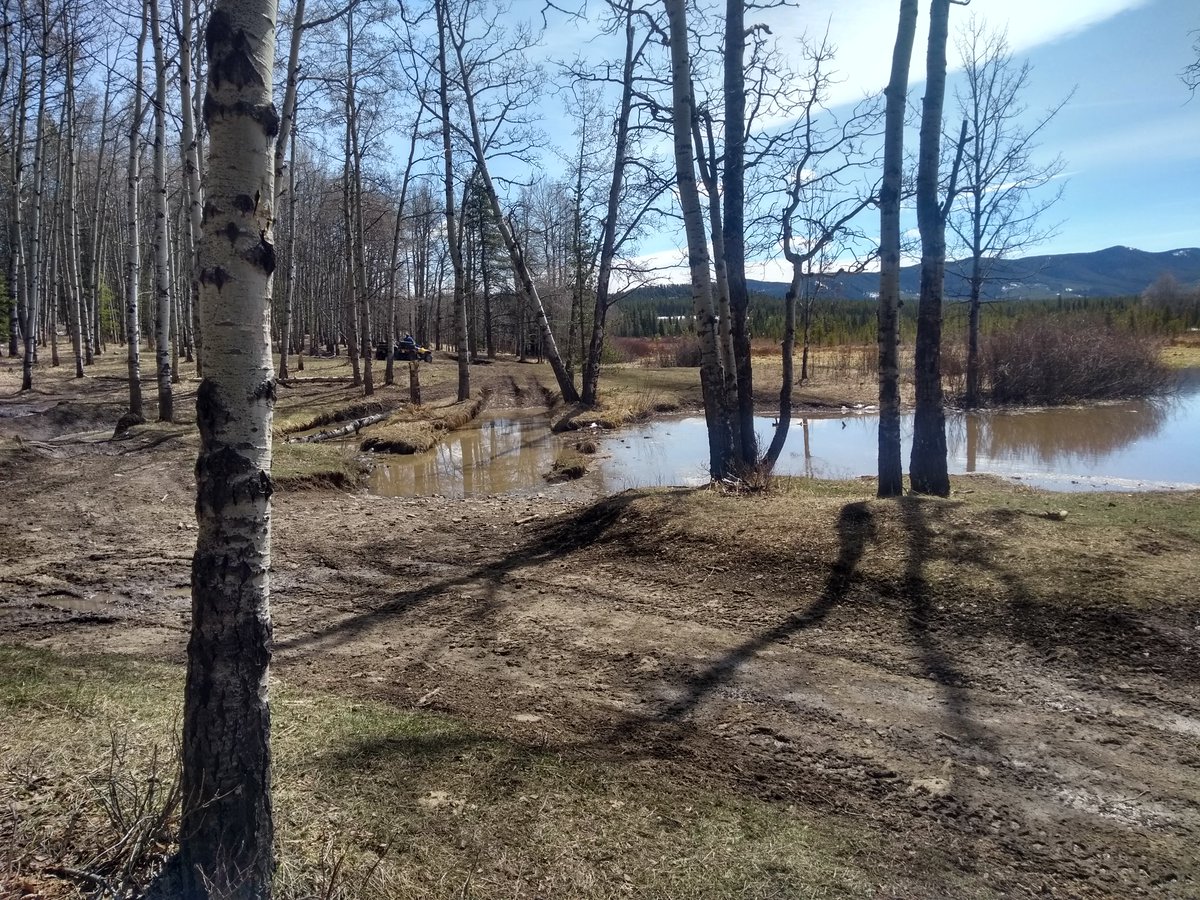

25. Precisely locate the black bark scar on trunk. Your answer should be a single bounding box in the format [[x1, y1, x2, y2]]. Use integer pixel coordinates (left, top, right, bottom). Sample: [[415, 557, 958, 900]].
[[199, 266, 230, 291], [245, 234, 276, 276], [195, 380, 274, 515], [206, 97, 283, 139], [206, 9, 265, 91], [203, 94, 281, 136], [252, 379, 276, 402]]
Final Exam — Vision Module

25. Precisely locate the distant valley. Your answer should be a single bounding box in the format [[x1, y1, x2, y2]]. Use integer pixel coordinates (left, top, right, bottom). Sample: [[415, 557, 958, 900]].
[[636, 246, 1200, 303]]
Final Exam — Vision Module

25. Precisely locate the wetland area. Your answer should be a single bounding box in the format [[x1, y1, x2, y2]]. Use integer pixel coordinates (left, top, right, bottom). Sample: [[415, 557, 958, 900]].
[[364, 367, 1200, 497]]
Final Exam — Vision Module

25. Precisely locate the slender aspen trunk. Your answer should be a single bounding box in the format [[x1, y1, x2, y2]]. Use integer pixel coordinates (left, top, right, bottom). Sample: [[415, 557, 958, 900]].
[[7, 18, 27, 363], [877, 0, 918, 498], [150, 0, 173, 419], [279, 127, 296, 380], [347, 15, 372, 396], [84, 78, 113, 361], [435, 0, 469, 400], [447, 14, 578, 403], [965, 197, 984, 407], [274, 0, 304, 195], [171, 277, 181, 382], [385, 113, 422, 388], [124, 5, 148, 418], [274, 0, 307, 384], [23, 0, 50, 390], [179, 0, 204, 375], [158, 0, 280, 893], [693, 108, 737, 424], [340, 84, 361, 386], [763, 265, 802, 468], [664, 0, 731, 478], [64, 38, 87, 378], [723, 0, 755, 468]]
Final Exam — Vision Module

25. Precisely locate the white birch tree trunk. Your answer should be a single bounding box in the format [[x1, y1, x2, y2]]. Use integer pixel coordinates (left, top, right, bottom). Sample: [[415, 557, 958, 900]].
[[435, 0, 469, 401], [165, 0, 280, 891], [23, 0, 50, 391], [179, 0, 205, 375], [877, 0, 918, 498], [7, 19, 28, 363], [447, 16, 579, 404], [64, 37, 87, 378], [150, 0, 173, 420], [124, 4, 148, 418], [909, 0, 956, 497]]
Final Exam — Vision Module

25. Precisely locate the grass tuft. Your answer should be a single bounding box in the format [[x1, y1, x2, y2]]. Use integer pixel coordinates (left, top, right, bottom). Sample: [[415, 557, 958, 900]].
[[361, 398, 483, 454], [0, 646, 879, 900]]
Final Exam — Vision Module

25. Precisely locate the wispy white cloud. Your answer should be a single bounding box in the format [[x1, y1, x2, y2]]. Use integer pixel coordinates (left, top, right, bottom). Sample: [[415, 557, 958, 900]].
[[756, 0, 1153, 106]]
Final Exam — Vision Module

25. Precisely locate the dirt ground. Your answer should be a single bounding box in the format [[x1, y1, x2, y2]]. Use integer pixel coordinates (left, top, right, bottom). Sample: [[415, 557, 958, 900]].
[[2, 351, 1199, 898]]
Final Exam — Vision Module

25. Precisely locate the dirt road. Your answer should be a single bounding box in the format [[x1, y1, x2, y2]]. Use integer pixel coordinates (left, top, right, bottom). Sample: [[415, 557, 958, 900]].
[[2, 358, 1198, 898]]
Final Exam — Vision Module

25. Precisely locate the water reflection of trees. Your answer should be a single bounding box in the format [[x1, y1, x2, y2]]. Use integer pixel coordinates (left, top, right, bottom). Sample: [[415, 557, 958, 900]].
[[951, 401, 1170, 469], [369, 416, 558, 497]]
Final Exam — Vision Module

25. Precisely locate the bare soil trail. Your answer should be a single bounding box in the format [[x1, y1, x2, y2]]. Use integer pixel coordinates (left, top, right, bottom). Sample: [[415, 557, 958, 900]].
[[2, 355, 1198, 898]]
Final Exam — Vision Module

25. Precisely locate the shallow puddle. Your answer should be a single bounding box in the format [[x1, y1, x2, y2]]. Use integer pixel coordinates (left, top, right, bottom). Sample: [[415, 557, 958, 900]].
[[367, 410, 573, 498], [604, 369, 1200, 492], [364, 370, 1200, 497]]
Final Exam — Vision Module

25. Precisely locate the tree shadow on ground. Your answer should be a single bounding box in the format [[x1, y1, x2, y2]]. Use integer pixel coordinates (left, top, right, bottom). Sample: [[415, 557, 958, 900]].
[[896, 496, 996, 753], [273, 489, 696, 657], [646, 500, 877, 724], [605, 495, 999, 755]]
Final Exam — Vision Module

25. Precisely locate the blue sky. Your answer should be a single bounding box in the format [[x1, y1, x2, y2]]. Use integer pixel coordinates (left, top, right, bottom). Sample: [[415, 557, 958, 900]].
[[1018, 0, 1199, 254], [537, 0, 1199, 279]]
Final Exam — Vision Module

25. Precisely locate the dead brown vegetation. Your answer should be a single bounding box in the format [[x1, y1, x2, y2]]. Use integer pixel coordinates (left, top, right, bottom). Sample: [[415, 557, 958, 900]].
[[360, 398, 483, 454]]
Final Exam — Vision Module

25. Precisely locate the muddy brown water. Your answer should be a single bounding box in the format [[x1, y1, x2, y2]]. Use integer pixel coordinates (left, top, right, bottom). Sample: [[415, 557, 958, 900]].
[[366, 369, 1200, 497], [365, 408, 575, 498]]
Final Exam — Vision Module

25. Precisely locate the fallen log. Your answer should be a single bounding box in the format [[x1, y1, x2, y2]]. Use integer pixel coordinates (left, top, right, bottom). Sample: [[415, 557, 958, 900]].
[[291, 411, 391, 443]]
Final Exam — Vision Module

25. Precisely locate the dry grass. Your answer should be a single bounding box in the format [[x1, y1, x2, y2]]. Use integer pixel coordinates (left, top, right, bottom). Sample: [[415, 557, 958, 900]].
[[546, 447, 590, 481], [552, 388, 681, 433], [582, 476, 1200, 615], [1162, 339, 1200, 369], [277, 400, 392, 436], [273, 442, 367, 490], [0, 646, 879, 900], [598, 351, 890, 411], [360, 398, 483, 454]]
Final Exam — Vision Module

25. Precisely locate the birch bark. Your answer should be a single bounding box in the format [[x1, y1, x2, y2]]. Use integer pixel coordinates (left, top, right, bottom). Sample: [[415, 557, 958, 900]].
[[909, 0, 956, 497], [169, 0, 280, 891], [124, 4, 148, 417], [150, 0, 174, 419]]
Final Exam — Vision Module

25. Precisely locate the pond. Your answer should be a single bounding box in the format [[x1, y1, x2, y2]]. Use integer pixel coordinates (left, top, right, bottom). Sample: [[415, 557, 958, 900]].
[[367, 409, 573, 498], [365, 369, 1200, 497]]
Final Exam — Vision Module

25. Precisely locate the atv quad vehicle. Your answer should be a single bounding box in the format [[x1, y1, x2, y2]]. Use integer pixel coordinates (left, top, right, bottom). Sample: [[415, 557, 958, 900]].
[[375, 340, 433, 362]]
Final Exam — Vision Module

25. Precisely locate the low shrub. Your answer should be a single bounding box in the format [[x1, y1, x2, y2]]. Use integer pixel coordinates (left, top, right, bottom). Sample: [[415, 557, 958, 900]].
[[980, 317, 1169, 405], [668, 335, 703, 368], [608, 337, 655, 363]]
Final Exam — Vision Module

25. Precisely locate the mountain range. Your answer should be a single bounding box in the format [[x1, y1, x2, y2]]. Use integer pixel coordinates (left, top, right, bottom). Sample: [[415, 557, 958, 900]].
[[743, 245, 1200, 302]]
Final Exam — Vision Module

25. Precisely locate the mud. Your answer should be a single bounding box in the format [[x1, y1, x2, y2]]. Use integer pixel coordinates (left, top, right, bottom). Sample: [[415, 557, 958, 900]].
[[2, 358, 1198, 898]]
